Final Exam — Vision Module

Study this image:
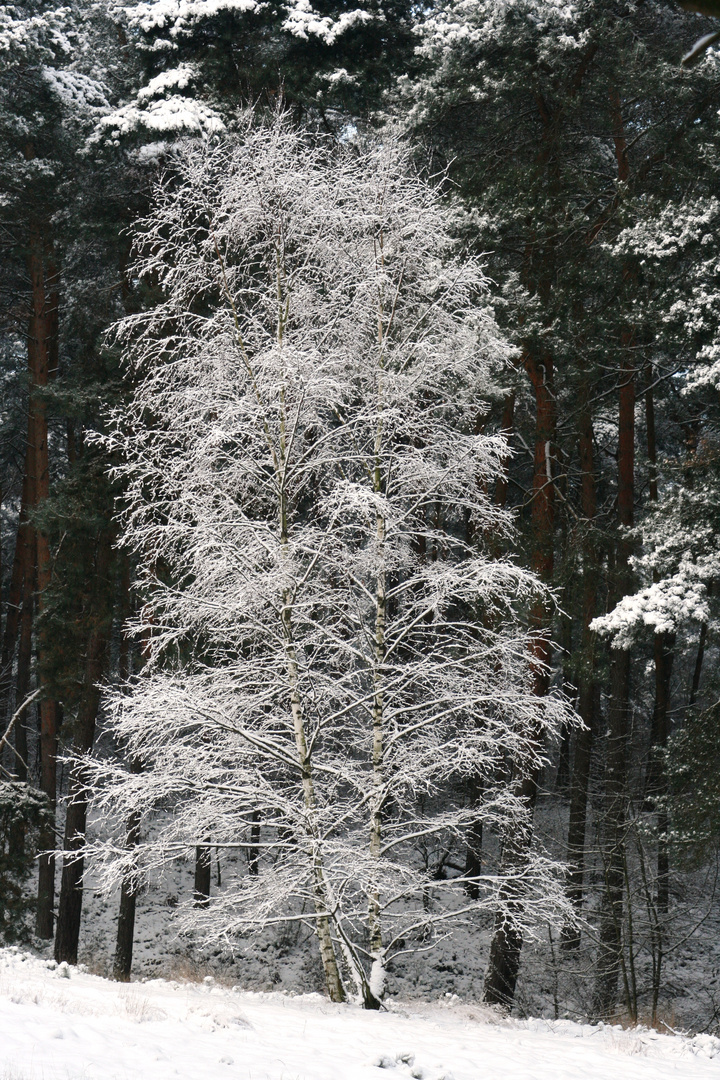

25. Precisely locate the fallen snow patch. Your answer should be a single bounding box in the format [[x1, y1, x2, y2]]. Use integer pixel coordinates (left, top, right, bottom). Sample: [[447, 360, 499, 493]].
[[0, 947, 718, 1079]]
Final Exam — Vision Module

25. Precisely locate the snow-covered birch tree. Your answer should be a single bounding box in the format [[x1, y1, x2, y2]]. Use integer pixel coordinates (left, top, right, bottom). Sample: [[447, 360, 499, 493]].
[[83, 112, 573, 1007]]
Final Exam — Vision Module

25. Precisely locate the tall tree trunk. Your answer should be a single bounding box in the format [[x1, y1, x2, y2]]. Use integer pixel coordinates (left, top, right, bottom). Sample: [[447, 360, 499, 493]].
[[279, 498, 345, 1001], [365, 490, 387, 1010], [483, 350, 555, 1008], [482, 770, 538, 1009], [0, 468, 32, 730], [593, 354, 635, 1020], [592, 83, 636, 1018], [562, 398, 598, 947], [55, 532, 113, 963], [27, 218, 60, 939], [114, 875, 139, 982], [118, 556, 131, 683], [644, 373, 673, 919], [465, 392, 515, 896], [492, 391, 516, 510], [13, 453, 37, 787], [464, 777, 483, 900], [113, 758, 142, 982], [14, 556, 34, 785], [555, 611, 573, 793], [5, 452, 37, 859], [652, 633, 673, 918]]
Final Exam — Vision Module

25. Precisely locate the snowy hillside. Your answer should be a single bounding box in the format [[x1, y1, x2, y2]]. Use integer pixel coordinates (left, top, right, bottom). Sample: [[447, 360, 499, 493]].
[[1, 948, 719, 1080]]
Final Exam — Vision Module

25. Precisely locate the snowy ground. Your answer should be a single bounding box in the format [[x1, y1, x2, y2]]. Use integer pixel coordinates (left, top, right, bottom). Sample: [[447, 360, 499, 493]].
[[2, 948, 720, 1080], [67, 809, 720, 1034]]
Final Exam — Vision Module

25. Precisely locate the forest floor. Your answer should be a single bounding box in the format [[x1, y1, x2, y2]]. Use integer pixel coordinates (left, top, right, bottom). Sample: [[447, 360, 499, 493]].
[[2, 947, 720, 1080]]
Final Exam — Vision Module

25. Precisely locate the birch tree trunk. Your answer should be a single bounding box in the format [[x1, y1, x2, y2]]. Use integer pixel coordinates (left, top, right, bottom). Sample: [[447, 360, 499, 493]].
[[281, 587, 346, 1003], [272, 242, 346, 1005], [366, 339, 387, 1009]]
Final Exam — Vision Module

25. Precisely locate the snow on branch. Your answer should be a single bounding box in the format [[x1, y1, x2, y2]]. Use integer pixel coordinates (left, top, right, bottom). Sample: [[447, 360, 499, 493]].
[[591, 561, 710, 648], [124, 0, 264, 35], [96, 93, 224, 140], [81, 109, 574, 1008], [281, 0, 374, 43]]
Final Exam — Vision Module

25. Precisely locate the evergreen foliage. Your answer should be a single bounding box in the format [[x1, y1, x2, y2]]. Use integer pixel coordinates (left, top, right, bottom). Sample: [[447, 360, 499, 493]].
[[0, 781, 51, 941]]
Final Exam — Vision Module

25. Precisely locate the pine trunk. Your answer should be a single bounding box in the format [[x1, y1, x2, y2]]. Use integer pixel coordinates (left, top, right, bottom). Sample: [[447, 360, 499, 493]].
[[483, 350, 555, 1008], [55, 533, 113, 963], [0, 468, 32, 731], [465, 395, 515, 895], [27, 219, 60, 940], [113, 877, 139, 982], [13, 565, 34, 784], [483, 774, 537, 1007], [644, 375, 673, 919], [113, 759, 143, 981], [562, 398, 598, 947], [464, 778, 483, 900], [591, 83, 635, 1015], [593, 355, 634, 1020]]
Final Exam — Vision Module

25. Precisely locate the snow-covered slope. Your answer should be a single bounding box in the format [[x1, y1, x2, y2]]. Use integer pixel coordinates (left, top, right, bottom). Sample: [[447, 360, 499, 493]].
[[1, 947, 719, 1080]]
